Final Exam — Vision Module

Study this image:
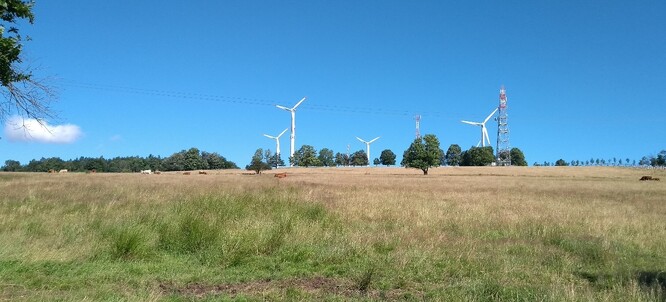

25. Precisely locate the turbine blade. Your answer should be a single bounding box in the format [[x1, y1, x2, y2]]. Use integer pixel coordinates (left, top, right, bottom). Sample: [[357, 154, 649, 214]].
[[263, 134, 275, 139], [483, 108, 499, 124], [356, 137, 367, 143], [461, 120, 481, 126], [276, 105, 290, 111], [292, 97, 307, 110], [278, 128, 288, 138], [368, 137, 380, 144]]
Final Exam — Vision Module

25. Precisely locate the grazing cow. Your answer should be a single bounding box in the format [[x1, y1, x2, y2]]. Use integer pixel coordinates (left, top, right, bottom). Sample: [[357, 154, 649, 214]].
[[183, 172, 191, 175], [154, 171, 161, 175], [59, 169, 68, 173], [653, 177, 660, 181], [274, 172, 287, 179], [140, 169, 152, 174], [640, 176, 653, 181], [48, 169, 55, 173], [199, 171, 208, 175]]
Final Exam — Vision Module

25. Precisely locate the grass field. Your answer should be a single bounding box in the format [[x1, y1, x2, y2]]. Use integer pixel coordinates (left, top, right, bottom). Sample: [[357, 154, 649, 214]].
[[1, 167, 665, 301]]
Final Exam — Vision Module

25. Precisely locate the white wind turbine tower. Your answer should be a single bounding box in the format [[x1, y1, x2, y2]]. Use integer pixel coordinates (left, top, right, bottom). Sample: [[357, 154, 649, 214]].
[[263, 128, 289, 156], [356, 136, 380, 163], [461, 108, 498, 147], [276, 97, 307, 161]]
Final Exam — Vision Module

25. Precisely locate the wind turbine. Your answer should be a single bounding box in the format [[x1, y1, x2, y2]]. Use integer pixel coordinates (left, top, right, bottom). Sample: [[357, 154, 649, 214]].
[[461, 108, 498, 147], [263, 128, 289, 156], [356, 136, 380, 163], [276, 97, 306, 161]]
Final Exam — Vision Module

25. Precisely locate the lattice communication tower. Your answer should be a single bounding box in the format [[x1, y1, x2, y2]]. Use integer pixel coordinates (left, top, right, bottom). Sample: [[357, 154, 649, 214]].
[[415, 115, 421, 139], [496, 86, 511, 166]]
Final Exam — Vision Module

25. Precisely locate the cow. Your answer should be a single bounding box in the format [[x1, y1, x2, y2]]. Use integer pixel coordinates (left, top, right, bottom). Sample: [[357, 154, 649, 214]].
[[154, 171, 161, 175], [640, 176, 653, 181], [274, 172, 287, 179], [140, 169, 152, 174], [199, 171, 208, 175], [183, 172, 191, 175], [59, 169, 68, 173]]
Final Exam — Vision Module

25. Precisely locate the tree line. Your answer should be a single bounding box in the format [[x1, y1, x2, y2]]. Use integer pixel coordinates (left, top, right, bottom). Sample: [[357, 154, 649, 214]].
[[534, 150, 665, 167], [246, 134, 530, 175], [1, 148, 238, 172]]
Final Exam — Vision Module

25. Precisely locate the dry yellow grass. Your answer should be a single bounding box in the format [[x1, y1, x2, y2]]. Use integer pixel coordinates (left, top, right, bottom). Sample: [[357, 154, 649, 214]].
[[0, 166, 664, 300]]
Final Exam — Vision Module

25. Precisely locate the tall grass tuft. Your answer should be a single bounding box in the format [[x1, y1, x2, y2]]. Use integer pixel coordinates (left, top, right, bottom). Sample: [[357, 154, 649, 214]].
[[108, 225, 154, 261], [261, 218, 292, 255]]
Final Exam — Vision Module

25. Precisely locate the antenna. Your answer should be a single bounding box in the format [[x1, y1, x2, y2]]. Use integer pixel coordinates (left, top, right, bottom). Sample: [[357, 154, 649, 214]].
[[415, 115, 421, 139], [496, 85, 511, 166]]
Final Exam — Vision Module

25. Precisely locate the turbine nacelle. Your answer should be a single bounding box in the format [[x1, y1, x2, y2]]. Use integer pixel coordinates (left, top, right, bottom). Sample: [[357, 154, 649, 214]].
[[263, 128, 289, 156], [461, 108, 498, 147], [275, 97, 307, 112], [356, 136, 380, 163]]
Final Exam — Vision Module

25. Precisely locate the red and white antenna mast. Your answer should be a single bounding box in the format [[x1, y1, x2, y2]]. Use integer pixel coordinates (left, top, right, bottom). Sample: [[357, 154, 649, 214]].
[[496, 85, 511, 165]]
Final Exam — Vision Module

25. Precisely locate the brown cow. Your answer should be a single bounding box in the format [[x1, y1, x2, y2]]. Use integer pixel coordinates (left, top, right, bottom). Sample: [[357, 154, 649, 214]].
[[274, 172, 287, 179], [199, 171, 208, 175], [640, 176, 653, 181], [183, 172, 191, 175]]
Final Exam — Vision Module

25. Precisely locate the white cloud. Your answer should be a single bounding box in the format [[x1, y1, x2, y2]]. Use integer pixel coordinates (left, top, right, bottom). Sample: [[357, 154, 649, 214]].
[[109, 134, 122, 142], [3, 117, 82, 144]]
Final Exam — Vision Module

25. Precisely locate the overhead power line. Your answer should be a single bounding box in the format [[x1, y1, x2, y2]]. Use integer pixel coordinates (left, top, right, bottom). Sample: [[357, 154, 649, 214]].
[[62, 81, 456, 120]]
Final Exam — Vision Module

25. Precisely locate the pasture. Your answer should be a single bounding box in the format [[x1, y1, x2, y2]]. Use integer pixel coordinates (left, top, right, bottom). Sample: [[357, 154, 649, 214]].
[[0, 167, 665, 301]]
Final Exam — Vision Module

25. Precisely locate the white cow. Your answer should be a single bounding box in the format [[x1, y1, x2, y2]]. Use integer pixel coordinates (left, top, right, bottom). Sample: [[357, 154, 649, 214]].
[[59, 169, 68, 173], [140, 169, 152, 174]]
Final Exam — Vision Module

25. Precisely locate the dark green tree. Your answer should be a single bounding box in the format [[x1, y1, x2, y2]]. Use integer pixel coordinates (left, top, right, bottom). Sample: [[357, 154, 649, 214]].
[[183, 148, 207, 170], [401, 134, 442, 175], [202, 152, 225, 169], [318, 148, 335, 167], [444, 144, 462, 166], [334, 152, 349, 166], [555, 159, 568, 166], [84, 156, 107, 172], [509, 147, 527, 166], [373, 158, 380, 166], [350, 150, 368, 166], [246, 148, 271, 174], [291, 145, 320, 167], [1, 1, 55, 122], [379, 149, 396, 166], [460, 146, 495, 166], [2, 159, 21, 171], [651, 150, 666, 166], [267, 152, 285, 169]]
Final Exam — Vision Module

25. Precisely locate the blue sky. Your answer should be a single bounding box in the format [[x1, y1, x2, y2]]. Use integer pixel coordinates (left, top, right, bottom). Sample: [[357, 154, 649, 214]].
[[2, 1, 665, 166]]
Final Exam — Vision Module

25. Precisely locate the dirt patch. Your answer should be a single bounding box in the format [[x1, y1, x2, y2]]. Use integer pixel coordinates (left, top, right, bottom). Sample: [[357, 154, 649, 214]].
[[159, 276, 420, 299]]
